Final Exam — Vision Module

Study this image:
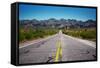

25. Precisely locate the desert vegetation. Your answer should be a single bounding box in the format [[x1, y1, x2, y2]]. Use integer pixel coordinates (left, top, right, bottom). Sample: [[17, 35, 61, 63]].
[[62, 28, 96, 41], [19, 27, 58, 42]]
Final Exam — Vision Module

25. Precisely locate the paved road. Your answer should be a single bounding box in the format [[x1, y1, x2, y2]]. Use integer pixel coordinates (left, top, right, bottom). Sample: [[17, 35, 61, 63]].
[[19, 30, 96, 64]]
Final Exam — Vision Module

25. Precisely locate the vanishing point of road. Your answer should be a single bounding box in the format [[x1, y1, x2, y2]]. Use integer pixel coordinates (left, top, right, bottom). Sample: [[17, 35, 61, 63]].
[[19, 30, 96, 64]]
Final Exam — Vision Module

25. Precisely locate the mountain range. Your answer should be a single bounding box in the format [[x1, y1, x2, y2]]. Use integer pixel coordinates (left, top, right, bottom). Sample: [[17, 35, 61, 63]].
[[19, 18, 96, 29]]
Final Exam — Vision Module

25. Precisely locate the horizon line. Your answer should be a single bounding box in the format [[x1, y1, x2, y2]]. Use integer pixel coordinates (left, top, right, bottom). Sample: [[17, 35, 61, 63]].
[[19, 18, 96, 22]]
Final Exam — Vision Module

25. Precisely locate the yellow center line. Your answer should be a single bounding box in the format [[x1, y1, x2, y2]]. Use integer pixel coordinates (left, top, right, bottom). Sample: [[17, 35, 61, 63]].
[[54, 40, 62, 62]]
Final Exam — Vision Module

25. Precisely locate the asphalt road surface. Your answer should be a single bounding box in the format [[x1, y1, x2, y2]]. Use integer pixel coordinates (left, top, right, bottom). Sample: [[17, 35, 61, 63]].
[[19, 30, 96, 64]]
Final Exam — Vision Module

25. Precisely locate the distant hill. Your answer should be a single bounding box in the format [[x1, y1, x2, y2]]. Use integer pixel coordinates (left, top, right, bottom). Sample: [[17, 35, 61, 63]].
[[19, 18, 96, 29]]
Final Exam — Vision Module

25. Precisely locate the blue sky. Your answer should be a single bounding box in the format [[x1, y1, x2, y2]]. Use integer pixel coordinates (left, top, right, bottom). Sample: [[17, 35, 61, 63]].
[[19, 4, 96, 21]]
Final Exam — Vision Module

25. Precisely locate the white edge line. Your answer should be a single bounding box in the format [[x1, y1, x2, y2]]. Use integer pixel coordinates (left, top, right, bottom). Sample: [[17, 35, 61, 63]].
[[19, 34, 58, 49], [63, 34, 96, 48]]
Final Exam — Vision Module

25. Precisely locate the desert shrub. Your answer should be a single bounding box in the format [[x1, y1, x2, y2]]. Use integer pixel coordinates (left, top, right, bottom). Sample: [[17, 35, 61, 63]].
[[19, 27, 58, 42], [63, 28, 96, 40], [80, 30, 96, 39]]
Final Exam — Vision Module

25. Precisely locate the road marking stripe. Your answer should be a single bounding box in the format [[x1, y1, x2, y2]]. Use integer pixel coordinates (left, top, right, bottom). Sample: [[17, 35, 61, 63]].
[[60, 46, 62, 58], [55, 40, 62, 62]]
